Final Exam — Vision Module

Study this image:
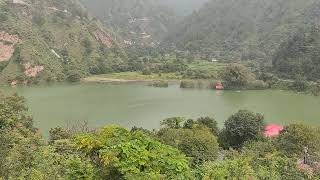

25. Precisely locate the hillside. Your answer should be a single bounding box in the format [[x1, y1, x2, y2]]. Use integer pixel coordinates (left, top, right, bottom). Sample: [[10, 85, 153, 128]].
[[0, 0, 127, 85], [166, 0, 319, 63], [80, 0, 176, 48], [272, 2, 320, 80], [159, 0, 209, 16]]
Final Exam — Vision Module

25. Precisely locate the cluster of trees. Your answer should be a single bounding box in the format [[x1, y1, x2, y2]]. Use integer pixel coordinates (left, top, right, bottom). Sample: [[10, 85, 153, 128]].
[[1, 93, 320, 179], [165, 0, 318, 60], [272, 25, 320, 81]]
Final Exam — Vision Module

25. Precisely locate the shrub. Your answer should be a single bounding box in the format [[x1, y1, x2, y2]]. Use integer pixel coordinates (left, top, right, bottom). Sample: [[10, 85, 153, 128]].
[[180, 80, 196, 88], [142, 68, 151, 75], [149, 81, 169, 88], [247, 80, 268, 90], [66, 70, 81, 82]]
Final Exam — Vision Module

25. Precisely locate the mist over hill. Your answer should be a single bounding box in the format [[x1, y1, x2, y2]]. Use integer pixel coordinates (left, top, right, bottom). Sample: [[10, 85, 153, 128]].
[[80, 0, 176, 47], [159, 0, 209, 16]]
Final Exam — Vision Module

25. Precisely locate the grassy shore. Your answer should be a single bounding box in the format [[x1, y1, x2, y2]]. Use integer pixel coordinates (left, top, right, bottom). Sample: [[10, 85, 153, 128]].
[[83, 72, 183, 83]]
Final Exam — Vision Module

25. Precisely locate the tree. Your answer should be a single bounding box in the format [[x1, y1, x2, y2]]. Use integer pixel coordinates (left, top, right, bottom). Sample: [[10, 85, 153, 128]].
[[219, 110, 265, 149], [157, 126, 219, 166], [202, 157, 254, 180], [75, 125, 193, 179], [49, 127, 71, 144], [67, 70, 81, 82], [291, 75, 308, 92], [160, 117, 185, 129], [276, 124, 320, 158], [82, 38, 93, 55], [220, 64, 255, 88], [196, 117, 219, 136]]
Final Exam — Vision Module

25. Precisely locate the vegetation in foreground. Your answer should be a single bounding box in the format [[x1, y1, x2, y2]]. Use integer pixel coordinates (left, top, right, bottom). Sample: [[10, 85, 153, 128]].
[[1, 93, 320, 179]]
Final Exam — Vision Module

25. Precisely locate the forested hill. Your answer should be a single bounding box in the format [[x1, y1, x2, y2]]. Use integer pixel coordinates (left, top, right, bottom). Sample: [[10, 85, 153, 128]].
[[0, 0, 127, 85], [80, 0, 176, 48], [159, 0, 209, 16], [273, 2, 320, 81], [165, 0, 319, 63]]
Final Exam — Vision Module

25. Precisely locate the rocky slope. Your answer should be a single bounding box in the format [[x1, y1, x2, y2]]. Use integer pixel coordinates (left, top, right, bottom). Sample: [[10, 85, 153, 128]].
[[0, 0, 127, 85], [80, 0, 176, 48]]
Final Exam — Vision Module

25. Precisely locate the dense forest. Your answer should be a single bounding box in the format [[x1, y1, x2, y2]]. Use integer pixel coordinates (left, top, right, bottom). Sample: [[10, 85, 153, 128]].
[[164, 0, 320, 80], [1, 93, 320, 179], [0, 0, 128, 84]]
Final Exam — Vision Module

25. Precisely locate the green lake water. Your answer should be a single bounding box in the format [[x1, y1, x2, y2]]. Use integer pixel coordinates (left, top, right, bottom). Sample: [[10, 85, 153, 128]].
[[2, 83, 320, 135]]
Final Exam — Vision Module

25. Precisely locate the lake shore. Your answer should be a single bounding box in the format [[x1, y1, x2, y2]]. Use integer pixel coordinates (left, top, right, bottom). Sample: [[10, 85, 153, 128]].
[[82, 72, 183, 83]]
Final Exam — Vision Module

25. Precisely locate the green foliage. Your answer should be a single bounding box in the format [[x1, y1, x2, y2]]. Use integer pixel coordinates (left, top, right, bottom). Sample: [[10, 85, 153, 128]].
[[66, 156, 95, 180], [219, 110, 265, 149], [273, 24, 320, 81], [220, 64, 255, 88], [32, 13, 46, 26], [149, 80, 169, 88], [180, 80, 215, 89], [202, 157, 254, 180], [75, 125, 193, 179], [49, 127, 71, 144], [277, 124, 320, 158], [166, 0, 318, 62], [0, 0, 128, 84], [160, 117, 185, 129], [67, 70, 82, 82], [183, 117, 219, 136], [142, 68, 152, 75], [291, 75, 308, 92], [82, 37, 93, 55], [157, 126, 219, 166]]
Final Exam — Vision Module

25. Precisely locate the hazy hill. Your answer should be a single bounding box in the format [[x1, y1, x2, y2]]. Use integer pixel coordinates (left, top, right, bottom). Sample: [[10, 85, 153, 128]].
[[0, 0, 127, 84], [159, 0, 209, 16], [166, 0, 318, 62], [272, 2, 320, 80], [80, 0, 176, 48]]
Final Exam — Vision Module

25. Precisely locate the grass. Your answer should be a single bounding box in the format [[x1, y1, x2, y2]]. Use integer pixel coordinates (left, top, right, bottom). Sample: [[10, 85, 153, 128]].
[[84, 61, 227, 83], [83, 72, 183, 82]]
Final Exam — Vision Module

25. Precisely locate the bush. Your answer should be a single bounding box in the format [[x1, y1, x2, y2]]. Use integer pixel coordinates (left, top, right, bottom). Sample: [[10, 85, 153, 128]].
[[180, 80, 215, 89], [149, 81, 169, 88], [66, 70, 81, 82], [142, 68, 152, 75], [247, 80, 268, 90], [180, 80, 196, 88], [0, 12, 7, 22]]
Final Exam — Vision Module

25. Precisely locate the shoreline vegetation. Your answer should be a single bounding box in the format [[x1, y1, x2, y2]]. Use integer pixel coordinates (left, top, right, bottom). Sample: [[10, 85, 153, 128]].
[[82, 71, 320, 95]]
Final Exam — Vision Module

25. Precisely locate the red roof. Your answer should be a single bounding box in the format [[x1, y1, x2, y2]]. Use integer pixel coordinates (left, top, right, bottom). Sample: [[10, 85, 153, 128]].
[[215, 82, 224, 90], [264, 124, 284, 138]]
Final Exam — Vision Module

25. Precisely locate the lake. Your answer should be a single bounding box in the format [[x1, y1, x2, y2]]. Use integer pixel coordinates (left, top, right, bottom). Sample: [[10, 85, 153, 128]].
[[2, 83, 320, 135]]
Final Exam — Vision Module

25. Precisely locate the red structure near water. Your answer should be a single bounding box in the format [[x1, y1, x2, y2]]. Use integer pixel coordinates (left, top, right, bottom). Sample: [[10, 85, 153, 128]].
[[264, 124, 284, 137], [215, 82, 224, 90]]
